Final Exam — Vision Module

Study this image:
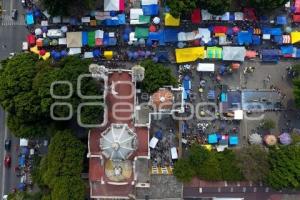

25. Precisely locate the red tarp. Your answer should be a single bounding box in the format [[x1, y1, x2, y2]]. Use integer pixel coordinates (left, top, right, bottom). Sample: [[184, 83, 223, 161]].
[[26, 34, 36, 45], [243, 8, 256, 21], [293, 15, 300, 22], [213, 26, 228, 34], [119, 0, 125, 11], [191, 9, 201, 24]]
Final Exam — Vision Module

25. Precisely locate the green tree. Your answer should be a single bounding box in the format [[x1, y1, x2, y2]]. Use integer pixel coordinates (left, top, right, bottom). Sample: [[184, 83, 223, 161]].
[[199, 0, 232, 15], [188, 144, 209, 176], [141, 60, 177, 94], [267, 145, 300, 190], [166, 0, 198, 17], [260, 119, 275, 130], [198, 152, 222, 180], [241, 0, 289, 12], [218, 149, 243, 181], [173, 158, 195, 182], [293, 78, 300, 108], [235, 145, 269, 182]]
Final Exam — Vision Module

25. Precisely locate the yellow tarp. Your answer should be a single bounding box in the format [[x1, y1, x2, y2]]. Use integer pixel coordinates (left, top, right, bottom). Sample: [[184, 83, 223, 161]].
[[291, 31, 300, 44], [40, 52, 50, 60], [175, 47, 205, 63], [104, 51, 113, 59], [202, 145, 212, 151], [30, 46, 39, 55], [165, 13, 180, 26], [215, 33, 226, 37]]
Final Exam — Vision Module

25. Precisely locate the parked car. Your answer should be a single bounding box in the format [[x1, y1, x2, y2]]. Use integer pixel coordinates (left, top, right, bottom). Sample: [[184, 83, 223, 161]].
[[4, 139, 11, 151], [4, 155, 11, 168], [11, 9, 18, 20]]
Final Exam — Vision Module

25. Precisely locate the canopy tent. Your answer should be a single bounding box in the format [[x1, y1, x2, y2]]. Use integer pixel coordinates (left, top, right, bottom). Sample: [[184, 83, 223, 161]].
[[291, 31, 300, 44], [82, 32, 88, 46], [130, 8, 143, 20], [229, 135, 238, 145], [149, 137, 159, 148], [295, 0, 300, 13], [197, 28, 211, 44], [252, 35, 261, 45], [261, 49, 280, 62], [183, 75, 191, 91], [18, 155, 26, 167], [104, 0, 124, 11], [237, 31, 253, 45], [191, 9, 201, 24], [281, 45, 294, 57], [223, 46, 246, 62], [164, 29, 179, 42], [171, 147, 178, 159], [84, 52, 93, 58], [213, 26, 228, 34], [178, 32, 197, 41], [261, 27, 282, 36], [104, 51, 113, 59], [206, 47, 223, 59], [208, 134, 218, 144], [88, 32, 95, 47], [293, 15, 300, 22], [234, 12, 244, 20], [68, 48, 81, 55], [20, 138, 28, 146], [26, 12, 34, 25], [201, 10, 212, 20], [264, 135, 277, 146], [142, 4, 159, 16], [293, 47, 300, 58], [165, 13, 180, 26], [135, 27, 149, 38], [197, 63, 215, 72], [27, 34, 36, 46], [246, 50, 257, 59], [234, 110, 243, 120], [175, 47, 205, 63], [276, 15, 287, 25], [249, 133, 262, 144], [141, 0, 158, 5]]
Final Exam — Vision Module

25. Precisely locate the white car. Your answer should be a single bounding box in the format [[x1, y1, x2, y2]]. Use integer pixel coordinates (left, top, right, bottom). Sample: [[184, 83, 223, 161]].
[[3, 195, 8, 200], [47, 29, 64, 38]]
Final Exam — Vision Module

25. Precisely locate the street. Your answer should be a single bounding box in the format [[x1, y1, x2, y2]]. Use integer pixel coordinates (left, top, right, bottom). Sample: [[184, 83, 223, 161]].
[[0, 0, 27, 197]]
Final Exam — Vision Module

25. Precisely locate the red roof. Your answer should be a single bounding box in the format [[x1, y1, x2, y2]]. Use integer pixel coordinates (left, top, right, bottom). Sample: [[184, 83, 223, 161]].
[[293, 14, 300, 22], [89, 158, 104, 181], [191, 9, 201, 24], [295, 0, 300, 13], [91, 182, 133, 198], [135, 127, 149, 157], [213, 26, 228, 34]]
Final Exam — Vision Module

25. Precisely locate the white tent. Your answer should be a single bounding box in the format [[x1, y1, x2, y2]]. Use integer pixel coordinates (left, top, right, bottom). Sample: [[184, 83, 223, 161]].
[[221, 12, 230, 21], [197, 63, 215, 72], [171, 147, 178, 159], [178, 32, 196, 41], [201, 10, 212, 20], [68, 48, 81, 55], [20, 138, 28, 146], [66, 32, 82, 48], [222, 46, 246, 62], [84, 52, 93, 58], [130, 9, 143, 20], [104, 0, 120, 11], [196, 28, 211, 44], [234, 110, 243, 120], [95, 30, 104, 39], [149, 137, 159, 148], [58, 38, 67, 45], [234, 12, 244, 21], [81, 16, 90, 23], [141, 0, 158, 5]]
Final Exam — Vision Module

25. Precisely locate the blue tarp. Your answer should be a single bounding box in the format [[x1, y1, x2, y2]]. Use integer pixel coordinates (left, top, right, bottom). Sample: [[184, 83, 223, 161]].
[[252, 35, 261, 45], [221, 93, 228, 102], [183, 75, 191, 91], [207, 90, 216, 100], [281, 45, 294, 55], [276, 15, 287, 25], [21, 147, 29, 155], [142, 4, 159, 16], [262, 27, 282, 36], [82, 32, 88, 46], [118, 14, 126, 24], [148, 31, 165, 45], [93, 49, 101, 57], [26, 12, 34, 25], [155, 51, 169, 62], [164, 29, 179, 42], [105, 18, 119, 26], [274, 35, 283, 44], [229, 135, 239, 145], [261, 49, 280, 62], [295, 48, 300, 58], [61, 50, 68, 57], [18, 155, 25, 167], [208, 134, 218, 144], [237, 31, 253, 45]]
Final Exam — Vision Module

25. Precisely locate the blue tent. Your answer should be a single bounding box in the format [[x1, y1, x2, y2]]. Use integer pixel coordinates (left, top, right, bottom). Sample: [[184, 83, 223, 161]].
[[221, 93, 228, 102], [142, 4, 159, 16], [21, 147, 29, 155], [261, 49, 280, 62], [276, 15, 287, 25], [183, 76, 191, 91], [18, 155, 25, 167], [262, 27, 282, 36], [82, 32, 88, 46], [252, 35, 261, 45], [18, 183, 26, 191], [105, 18, 119, 26], [155, 130, 163, 140], [208, 134, 218, 144], [26, 12, 34, 25], [70, 17, 78, 25], [118, 14, 126, 24], [93, 49, 101, 57], [164, 29, 179, 42], [229, 135, 239, 145], [295, 48, 300, 58], [237, 31, 252, 45], [281, 45, 294, 55], [155, 51, 169, 62], [274, 35, 283, 44]]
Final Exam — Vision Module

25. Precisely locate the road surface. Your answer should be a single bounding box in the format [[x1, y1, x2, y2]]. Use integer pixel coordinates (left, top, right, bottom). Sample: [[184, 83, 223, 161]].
[[0, 0, 27, 197]]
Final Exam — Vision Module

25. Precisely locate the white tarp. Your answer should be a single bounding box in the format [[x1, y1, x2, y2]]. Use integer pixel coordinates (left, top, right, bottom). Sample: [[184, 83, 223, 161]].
[[216, 145, 228, 152], [66, 32, 82, 48], [58, 38, 67, 45], [20, 138, 28, 146], [130, 9, 143, 20], [141, 0, 158, 5], [234, 12, 244, 21], [81, 17, 90, 23], [178, 32, 196, 41], [171, 147, 178, 159], [197, 63, 215, 72], [22, 42, 28, 50], [68, 48, 81, 55], [95, 30, 104, 38], [219, 36, 232, 45], [41, 20, 48, 26], [221, 12, 230, 21], [222, 46, 246, 62], [201, 10, 212, 20], [234, 110, 243, 120], [196, 28, 211, 43], [149, 137, 159, 148], [84, 52, 93, 58], [129, 32, 138, 42], [104, 0, 120, 11]]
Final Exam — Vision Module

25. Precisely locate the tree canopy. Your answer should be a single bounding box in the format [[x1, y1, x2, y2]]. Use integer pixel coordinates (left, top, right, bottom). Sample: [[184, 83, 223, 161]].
[[166, 0, 198, 18], [173, 158, 195, 182], [241, 0, 289, 12], [0, 54, 103, 138], [199, 0, 232, 15], [140, 60, 177, 94], [235, 145, 270, 182], [267, 145, 300, 190], [35, 130, 86, 200]]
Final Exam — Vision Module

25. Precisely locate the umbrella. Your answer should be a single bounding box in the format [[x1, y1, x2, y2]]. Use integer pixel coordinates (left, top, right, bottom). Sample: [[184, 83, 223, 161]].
[[139, 38, 145, 45], [149, 25, 156, 32], [145, 51, 151, 58], [138, 50, 145, 57], [127, 51, 133, 60], [39, 49, 46, 56], [35, 28, 42, 35], [285, 26, 292, 33], [61, 26, 68, 33], [122, 33, 129, 42], [153, 17, 160, 24], [146, 39, 152, 47], [133, 52, 139, 59], [184, 75, 190, 81], [177, 42, 185, 48], [249, 133, 262, 144], [279, 133, 292, 145], [152, 56, 158, 62], [18, 183, 25, 191], [61, 50, 68, 57], [232, 26, 240, 33], [34, 9, 41, 17], [264, 134, 277, 146]]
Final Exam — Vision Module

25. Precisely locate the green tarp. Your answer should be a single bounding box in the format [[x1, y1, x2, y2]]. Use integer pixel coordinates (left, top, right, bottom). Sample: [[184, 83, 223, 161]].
[[135, 27, 149, 38], [139, 15, 150, 23], [206, 47, 223, 59], [88, 31, 95, 47]]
